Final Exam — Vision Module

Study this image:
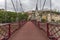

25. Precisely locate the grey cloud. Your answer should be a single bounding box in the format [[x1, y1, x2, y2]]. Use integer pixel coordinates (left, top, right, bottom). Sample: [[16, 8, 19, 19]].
[[0, 0, 60, 11]]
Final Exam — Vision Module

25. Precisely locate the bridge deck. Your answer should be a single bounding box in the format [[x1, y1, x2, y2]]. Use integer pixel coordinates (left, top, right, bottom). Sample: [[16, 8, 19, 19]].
[[8, 21, 49, 40]]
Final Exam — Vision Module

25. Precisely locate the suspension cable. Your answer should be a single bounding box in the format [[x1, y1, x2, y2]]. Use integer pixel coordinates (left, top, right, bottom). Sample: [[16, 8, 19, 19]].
[[16, 0, 19, 22], [35, 0, 38, 11], [11, 0, 16, 12], [50, 0, 52, 10], [16, 0, 18, 12], [5, 0, 7, 11], [40, 0, 41, 10], [19, 0, 24, 12], [50, 0, 52, 22], [39, 0, 46, 22], [5, 0, 7, 23], [42, 0, 46, 10]]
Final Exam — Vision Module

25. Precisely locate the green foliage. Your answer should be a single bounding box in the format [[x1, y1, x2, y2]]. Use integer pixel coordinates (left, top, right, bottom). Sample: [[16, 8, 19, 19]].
[[18, 13, 28, 21], [0, 11, 5, 23], [18, 13, 23, 21], [41, 19, 47, 23], [5, 11, 17, 23], [22, 13, 28, 20], [56, 20, 60, 23], [51, 19, 55, 22], [0, 10, 28, 23]]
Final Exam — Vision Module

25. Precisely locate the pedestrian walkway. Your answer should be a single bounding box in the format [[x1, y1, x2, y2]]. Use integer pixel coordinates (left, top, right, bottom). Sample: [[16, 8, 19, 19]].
[[8, 21, 49, 40]]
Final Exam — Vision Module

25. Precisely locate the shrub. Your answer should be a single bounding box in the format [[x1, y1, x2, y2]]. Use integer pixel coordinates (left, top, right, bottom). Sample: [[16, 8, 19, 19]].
[[51, 19, 55, 22], [0, 11, 17, 23], [18, 13, 28, 21], [41, 19, 47, 23], [0, 11, 28, 23], [56, 20, 60, 23]]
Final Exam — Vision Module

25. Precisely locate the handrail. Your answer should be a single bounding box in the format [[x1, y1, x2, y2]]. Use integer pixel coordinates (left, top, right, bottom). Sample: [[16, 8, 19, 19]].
[[31, 20, 60, 40], [0, 20, 27, 40], [48, 23, 60, 40], [1, 20, 60, 40]]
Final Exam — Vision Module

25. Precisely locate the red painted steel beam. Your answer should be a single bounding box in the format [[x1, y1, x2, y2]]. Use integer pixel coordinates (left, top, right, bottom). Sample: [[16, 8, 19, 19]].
[[8, 24, 11, 38], [51, 29, 60, 36], [47, 23, 50, 37], [50, 26, 56, 33]]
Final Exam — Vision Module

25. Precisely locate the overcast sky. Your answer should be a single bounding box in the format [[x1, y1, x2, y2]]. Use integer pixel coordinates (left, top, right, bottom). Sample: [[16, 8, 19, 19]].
[[0, 0, 60, 12]]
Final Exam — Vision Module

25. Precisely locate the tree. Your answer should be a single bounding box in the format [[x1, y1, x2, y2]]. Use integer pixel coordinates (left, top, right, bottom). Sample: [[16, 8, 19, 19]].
[[18, 13, 28, 21]]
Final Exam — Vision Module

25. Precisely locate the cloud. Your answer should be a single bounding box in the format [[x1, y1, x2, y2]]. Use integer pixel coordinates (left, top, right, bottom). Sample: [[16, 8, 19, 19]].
[[0, 0, 5, 9], [21, 0, 36, 11], [0, 0, 60, 11], [52, 0, 60, 10]]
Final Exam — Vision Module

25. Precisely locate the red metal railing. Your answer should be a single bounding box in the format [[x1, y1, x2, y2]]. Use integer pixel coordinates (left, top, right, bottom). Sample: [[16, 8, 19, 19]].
[[48, 23, 60, 40], [0, 20, 60, 40], [0, 20, 27, 40], [31, 20, 60, 40]]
